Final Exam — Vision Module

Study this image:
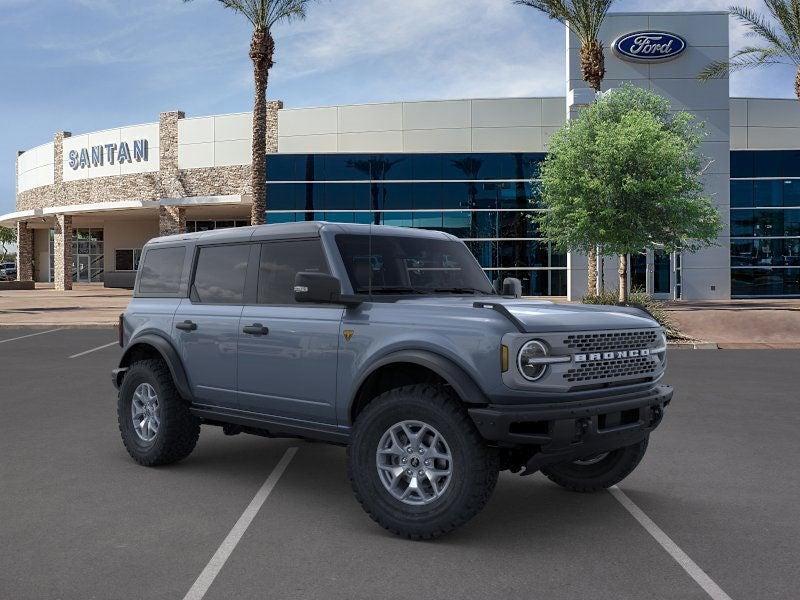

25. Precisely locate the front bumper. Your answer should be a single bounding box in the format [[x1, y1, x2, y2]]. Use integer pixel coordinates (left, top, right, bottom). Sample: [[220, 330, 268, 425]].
[[468, 384, 672, 472]]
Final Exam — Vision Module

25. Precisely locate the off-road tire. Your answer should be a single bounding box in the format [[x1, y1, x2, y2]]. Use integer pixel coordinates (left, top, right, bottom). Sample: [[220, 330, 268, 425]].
[[540, 437, 649, 493], [347, 384, 499, 540], [117, 358, 200, 466]]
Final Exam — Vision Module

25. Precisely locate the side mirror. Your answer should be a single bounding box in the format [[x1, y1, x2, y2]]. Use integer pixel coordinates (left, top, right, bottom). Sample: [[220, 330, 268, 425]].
[[502, 277, 522, 298], [294, 272, 361, 306]]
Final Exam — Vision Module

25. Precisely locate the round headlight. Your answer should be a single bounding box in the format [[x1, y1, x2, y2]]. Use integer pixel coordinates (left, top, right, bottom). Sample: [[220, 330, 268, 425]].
[[517, 340, 549, 381]]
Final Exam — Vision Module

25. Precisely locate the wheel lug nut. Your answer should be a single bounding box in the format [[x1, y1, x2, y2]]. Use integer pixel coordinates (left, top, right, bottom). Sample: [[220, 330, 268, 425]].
[[406, 447, 413, 454], [424, 459, 431, 466], [418, 470, 424, 476], [406, 469, 413, 476], [401, 457, 407, 464], [419, 447, 425, 454]]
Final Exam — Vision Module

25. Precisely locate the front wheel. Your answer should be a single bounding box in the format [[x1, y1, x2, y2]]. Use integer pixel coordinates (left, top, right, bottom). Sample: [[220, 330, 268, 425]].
[[540, 437, 649, 493], [347, 384, 499, 540]]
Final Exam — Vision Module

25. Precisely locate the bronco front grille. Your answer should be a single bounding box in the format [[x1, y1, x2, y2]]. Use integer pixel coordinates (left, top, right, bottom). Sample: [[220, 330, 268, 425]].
[[563, 330, 659, 353], [563, 356, 657, 383]]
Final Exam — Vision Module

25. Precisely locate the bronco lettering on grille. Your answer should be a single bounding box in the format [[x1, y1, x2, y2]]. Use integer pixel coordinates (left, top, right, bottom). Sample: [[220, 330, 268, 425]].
[[574, 348, 651, 363]]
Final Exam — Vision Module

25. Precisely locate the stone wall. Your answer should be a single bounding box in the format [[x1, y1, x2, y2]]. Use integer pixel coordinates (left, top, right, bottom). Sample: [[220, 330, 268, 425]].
[[53, 214, 73, 291], [16, 221, 33, 281], [14, 105, 282, 213]]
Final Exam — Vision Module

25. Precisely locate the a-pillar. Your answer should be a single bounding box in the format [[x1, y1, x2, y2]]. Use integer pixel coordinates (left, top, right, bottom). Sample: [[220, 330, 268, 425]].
[[53, 214, 73, 291], [159, 205, 186, 236], [16, 221, 33, 282]]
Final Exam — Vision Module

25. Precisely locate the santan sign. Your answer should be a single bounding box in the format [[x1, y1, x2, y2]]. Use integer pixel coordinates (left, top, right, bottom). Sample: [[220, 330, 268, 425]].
[[67, 139, 149, 170], [613, 31, 686, 62]]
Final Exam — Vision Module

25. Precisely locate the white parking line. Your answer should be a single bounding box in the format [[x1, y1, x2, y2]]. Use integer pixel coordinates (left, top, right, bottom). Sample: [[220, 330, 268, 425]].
[[183, 447, 298, 600], [0, 329, 63, 345], [68, 341, 118, 359], [609, 486, 734, 600]]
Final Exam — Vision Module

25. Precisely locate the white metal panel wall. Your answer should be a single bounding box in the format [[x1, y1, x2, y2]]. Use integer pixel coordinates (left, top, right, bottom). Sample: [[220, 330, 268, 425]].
[[729, 98, 800, 150], [276, 98, 562, 154], [178, 113, 252, 169], [17, 142, 55, 193]]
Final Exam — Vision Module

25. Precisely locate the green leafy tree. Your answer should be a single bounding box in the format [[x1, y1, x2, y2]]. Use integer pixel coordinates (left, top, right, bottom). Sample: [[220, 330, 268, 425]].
[[184, 0, 315, 225], [699, 2, 800, 100], [514, 0, 616, 292], [536, 84, 722, 302], [0, 226, 15, 263]]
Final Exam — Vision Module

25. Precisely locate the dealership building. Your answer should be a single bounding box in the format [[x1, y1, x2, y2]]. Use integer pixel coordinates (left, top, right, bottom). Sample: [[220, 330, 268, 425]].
[[3, 10, 800, 299]]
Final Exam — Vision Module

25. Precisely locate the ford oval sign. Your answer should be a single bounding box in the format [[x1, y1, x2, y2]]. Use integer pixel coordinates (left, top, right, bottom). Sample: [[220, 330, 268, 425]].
[[613, 31, 686, 62]]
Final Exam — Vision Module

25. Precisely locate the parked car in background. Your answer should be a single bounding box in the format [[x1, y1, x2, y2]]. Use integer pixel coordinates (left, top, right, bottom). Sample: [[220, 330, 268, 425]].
[[0, 262, 16, 281]]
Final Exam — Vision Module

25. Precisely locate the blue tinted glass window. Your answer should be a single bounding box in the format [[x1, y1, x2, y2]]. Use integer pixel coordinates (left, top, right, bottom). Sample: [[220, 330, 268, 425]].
[[730, 151, 753, 178], [550, 244, 567, 268], [325, 183, 355, 211], [754, 151, 783, 177], [730, 210, 753, 236], [412, 155, 443, 180], [781, 150, 800, 177], [413, 212, 443, 229], [412, 182, 443, 210], [266, 155, 297, 181], [441, 183, 470, 209], [442, 211, 473, 237], [754, 180, 783, 206], [517, 153, 546, 179], [732, 268, 800, 296], [378, 183, 413, 211], [266, 184, 299, 211], [299, 183, 325, 211], [443, 155, 479, 180], [730, 181, 753, 208], [266, 212, 295, 224], [324, 155, 360, 180], [380, 212, 413, 228], [783, 180, 800, 207], [786, 209, 800, 235]]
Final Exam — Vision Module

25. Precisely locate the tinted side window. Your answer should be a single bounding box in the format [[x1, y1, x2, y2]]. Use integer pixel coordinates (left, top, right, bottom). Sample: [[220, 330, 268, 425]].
[[138, 246, 186, 295], [258, 240, 329, 304], [192, 244, 251, 304]]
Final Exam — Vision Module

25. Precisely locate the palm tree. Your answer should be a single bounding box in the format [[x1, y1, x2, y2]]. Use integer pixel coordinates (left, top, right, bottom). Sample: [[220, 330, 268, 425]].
[[185, 0, 314, 225], [514, 0, 615, 294], [699, 2, 800, 101]]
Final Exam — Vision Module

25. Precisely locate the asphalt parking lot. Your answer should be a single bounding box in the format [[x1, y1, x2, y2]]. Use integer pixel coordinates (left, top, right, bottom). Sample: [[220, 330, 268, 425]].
[[1, 328, 798, 600]]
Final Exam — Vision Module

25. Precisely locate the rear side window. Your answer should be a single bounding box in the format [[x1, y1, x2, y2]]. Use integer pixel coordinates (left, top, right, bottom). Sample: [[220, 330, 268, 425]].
[[258, 240, 328, 304], [138, 246, 186, 295], [192, 244, 251, 304]]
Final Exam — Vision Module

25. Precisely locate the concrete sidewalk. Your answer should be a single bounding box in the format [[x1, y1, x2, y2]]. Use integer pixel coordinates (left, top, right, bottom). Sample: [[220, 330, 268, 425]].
[[0, 283, 130, 327], [664, 299, 800, 349]]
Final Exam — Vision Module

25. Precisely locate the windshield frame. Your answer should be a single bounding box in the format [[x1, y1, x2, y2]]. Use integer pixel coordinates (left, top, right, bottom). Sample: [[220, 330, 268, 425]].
[[333, 233, 496, 299]]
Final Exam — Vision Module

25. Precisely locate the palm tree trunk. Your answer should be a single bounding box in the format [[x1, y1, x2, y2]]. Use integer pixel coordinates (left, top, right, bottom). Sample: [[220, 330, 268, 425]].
[[618, 254, 628, 303], [249, 29, 275, 225], [796, 67, 800, 102], [580, 40, 605, 93], [580, 39, 604, 293]]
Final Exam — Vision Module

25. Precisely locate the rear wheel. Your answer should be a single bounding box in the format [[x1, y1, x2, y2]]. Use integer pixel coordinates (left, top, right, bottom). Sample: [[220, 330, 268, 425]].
[[540, 437, 649, 493], [117, 359, 200, 466], [348, 384, 499, 540]]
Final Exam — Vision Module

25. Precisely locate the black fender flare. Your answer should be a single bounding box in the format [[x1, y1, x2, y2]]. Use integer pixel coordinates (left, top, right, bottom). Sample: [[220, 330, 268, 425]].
[[350, 349, 489, 418], [117, 332, 194, 401]]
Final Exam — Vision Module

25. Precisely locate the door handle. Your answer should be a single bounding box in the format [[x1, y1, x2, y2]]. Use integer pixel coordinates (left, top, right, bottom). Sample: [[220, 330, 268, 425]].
[[175, 320, 198, 332], [242, 323, 269, 336]]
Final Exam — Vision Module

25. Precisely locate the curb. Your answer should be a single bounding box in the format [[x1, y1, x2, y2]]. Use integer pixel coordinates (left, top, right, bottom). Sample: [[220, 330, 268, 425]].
[[667, 341, 719, 349]]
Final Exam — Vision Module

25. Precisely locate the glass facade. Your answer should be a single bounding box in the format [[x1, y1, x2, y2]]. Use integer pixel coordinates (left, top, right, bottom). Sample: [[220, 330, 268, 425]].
[[264, 153, 567, 296], [731, 151, 800, 297]]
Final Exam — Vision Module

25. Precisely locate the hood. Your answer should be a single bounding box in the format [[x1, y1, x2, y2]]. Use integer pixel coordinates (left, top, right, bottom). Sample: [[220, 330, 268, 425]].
[[395, 296, 659, 333]]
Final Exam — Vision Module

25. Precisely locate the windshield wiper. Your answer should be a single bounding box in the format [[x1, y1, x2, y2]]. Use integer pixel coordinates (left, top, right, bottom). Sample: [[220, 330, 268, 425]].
[[355, 286, 427, 295]]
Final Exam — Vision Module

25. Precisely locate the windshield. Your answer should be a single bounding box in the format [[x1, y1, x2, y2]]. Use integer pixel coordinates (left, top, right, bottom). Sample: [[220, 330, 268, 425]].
[[335, 234, 495, 295]]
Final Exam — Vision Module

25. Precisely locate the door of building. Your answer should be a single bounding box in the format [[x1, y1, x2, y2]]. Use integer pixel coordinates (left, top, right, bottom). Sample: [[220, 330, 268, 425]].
[[76, 255, 90, 282]]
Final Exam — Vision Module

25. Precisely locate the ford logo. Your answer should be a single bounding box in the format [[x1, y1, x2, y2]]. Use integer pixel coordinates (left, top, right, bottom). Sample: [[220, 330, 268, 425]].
[[613, 31, 686, 62]]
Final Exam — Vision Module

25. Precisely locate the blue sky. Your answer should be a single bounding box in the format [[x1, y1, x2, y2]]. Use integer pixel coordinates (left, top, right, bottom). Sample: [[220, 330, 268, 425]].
[[1, 0, 797, 215]]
